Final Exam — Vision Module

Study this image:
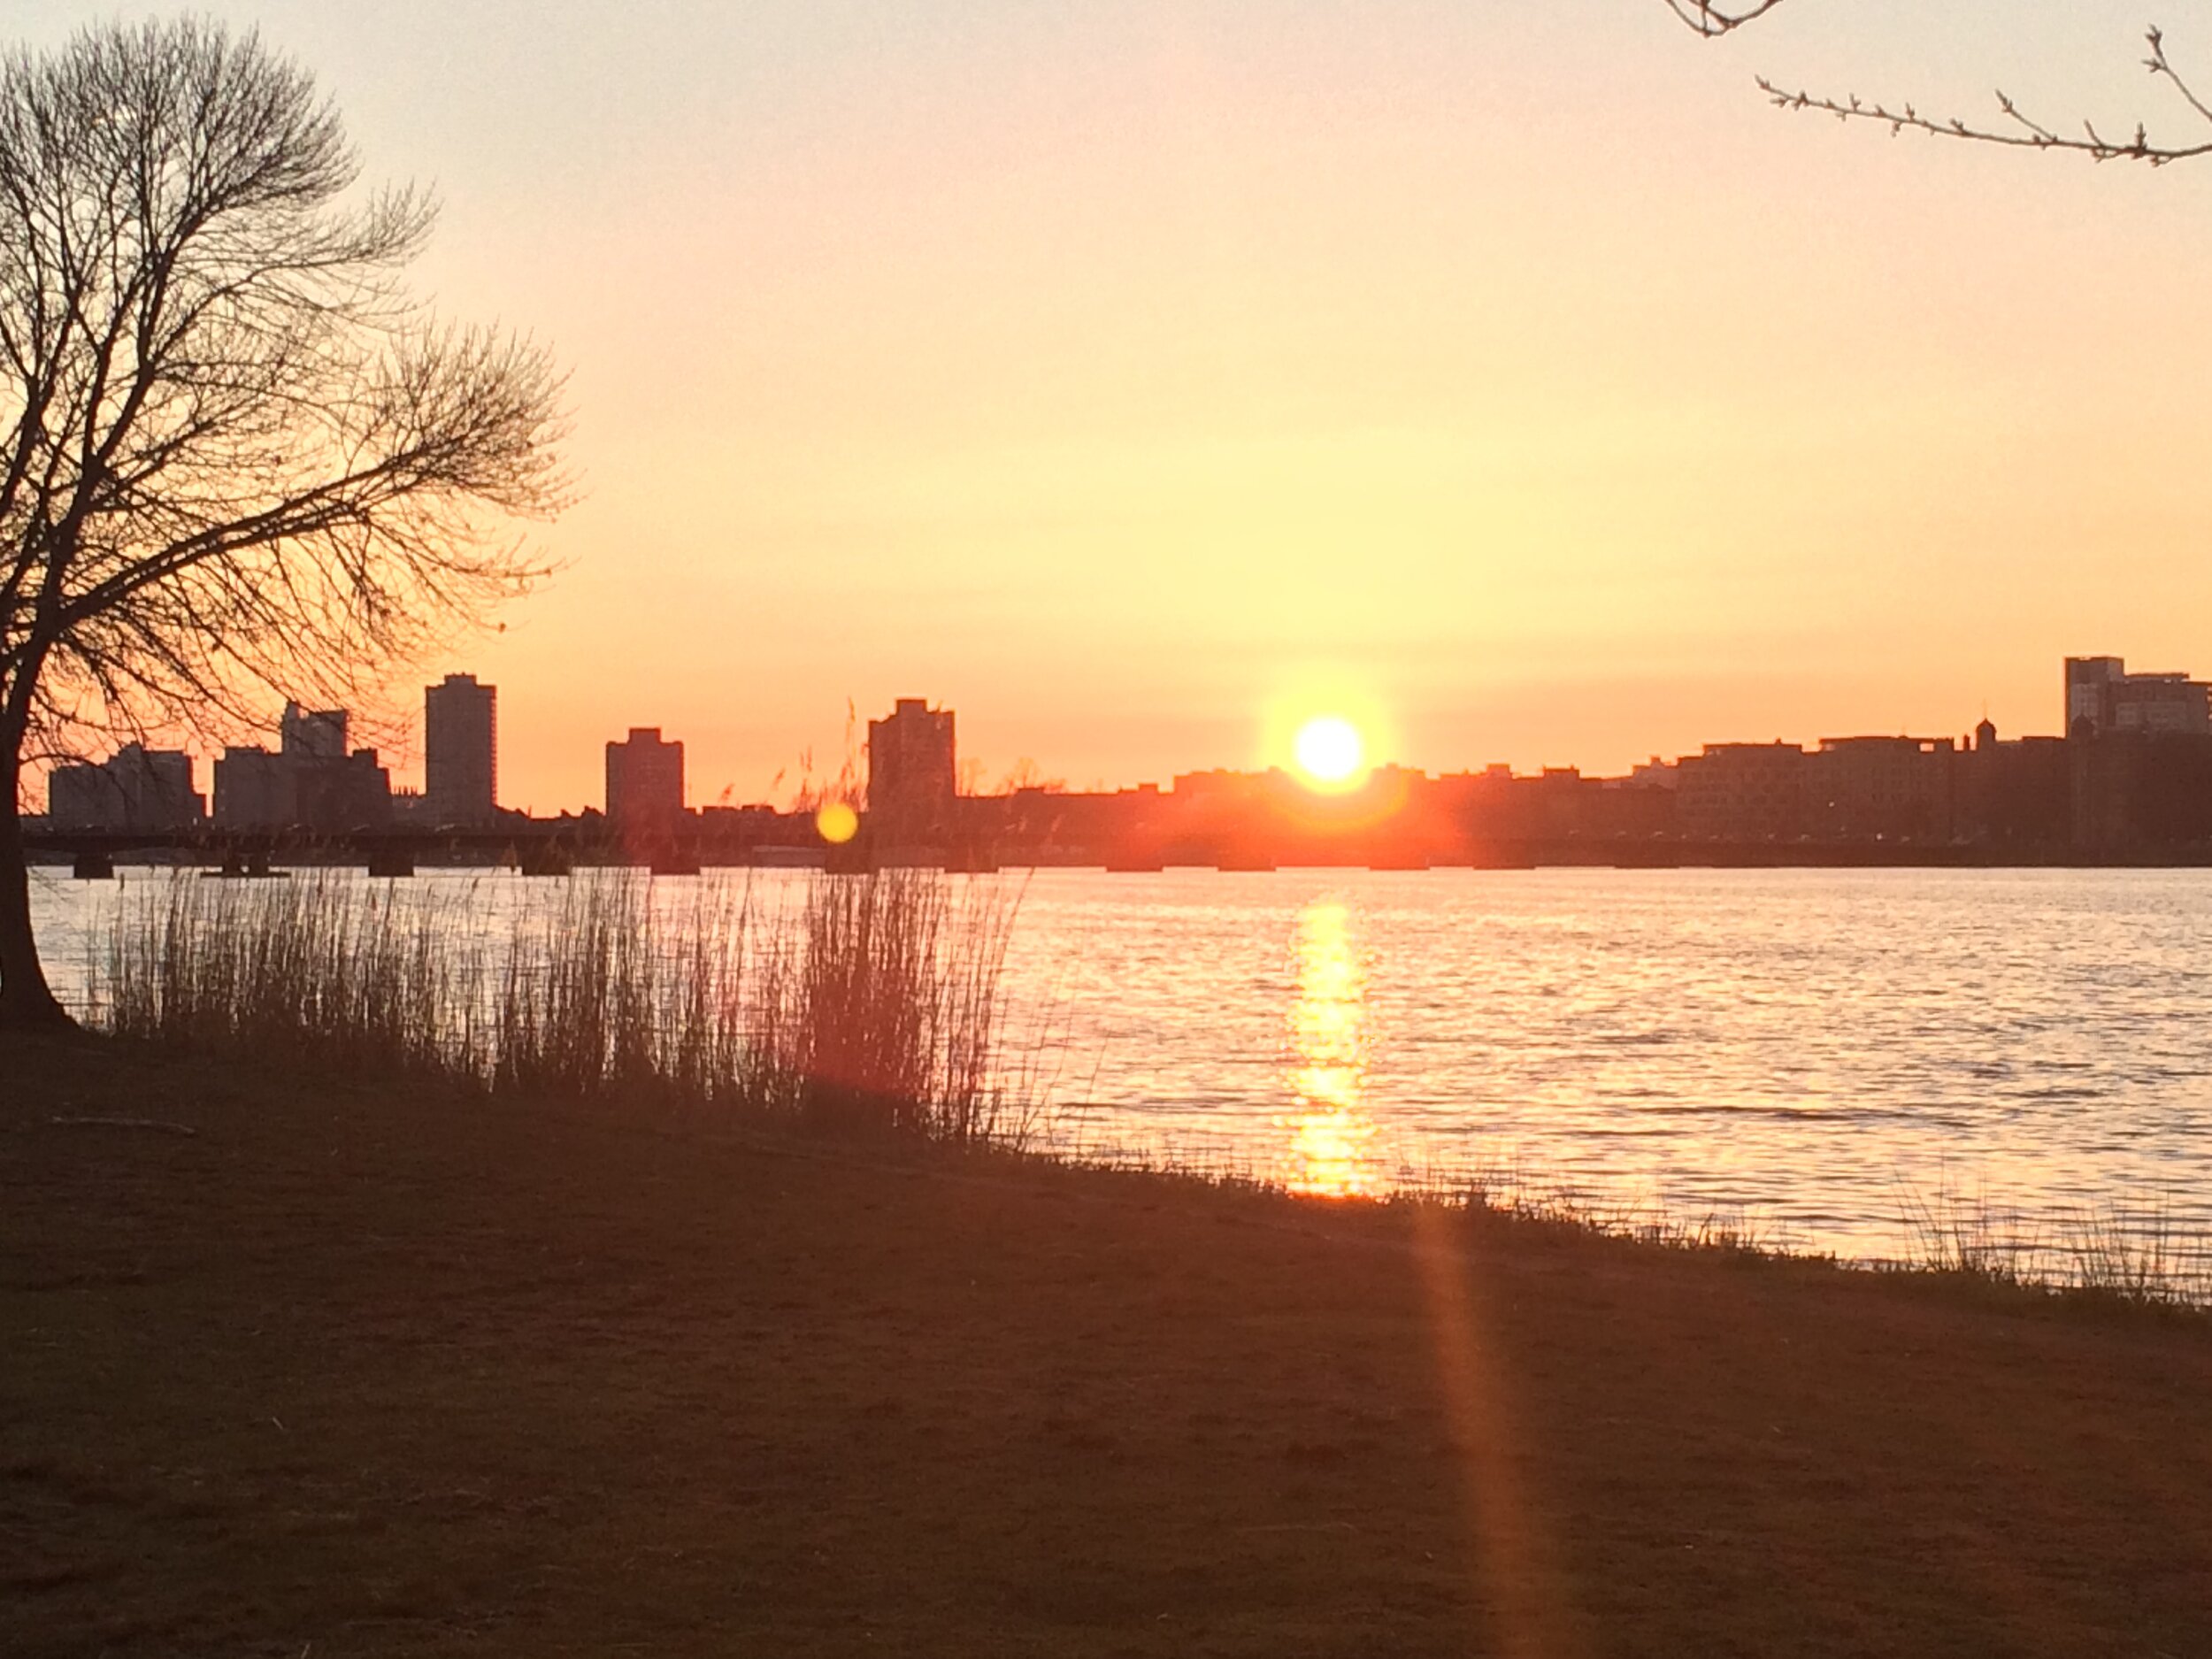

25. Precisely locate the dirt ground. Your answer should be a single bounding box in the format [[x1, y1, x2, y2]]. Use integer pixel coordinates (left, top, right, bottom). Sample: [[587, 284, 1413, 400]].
[[4, 1034, 2211, 1657]]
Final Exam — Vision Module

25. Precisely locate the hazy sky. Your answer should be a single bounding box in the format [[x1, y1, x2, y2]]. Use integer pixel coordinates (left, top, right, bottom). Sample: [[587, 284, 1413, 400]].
[[16, 2, 2212, 810]]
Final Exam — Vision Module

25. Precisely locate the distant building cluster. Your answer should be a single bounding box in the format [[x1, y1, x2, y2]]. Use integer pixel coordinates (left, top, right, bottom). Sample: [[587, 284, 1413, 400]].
[[956, 734, 2064, 869], [2064, 656, 2209, 739], [939, 657, 2212, 864], [40, 654, 2212, 864], [213, 703, 393, 832], [45, 743, 204, 831], [44, 673, 504, 835]]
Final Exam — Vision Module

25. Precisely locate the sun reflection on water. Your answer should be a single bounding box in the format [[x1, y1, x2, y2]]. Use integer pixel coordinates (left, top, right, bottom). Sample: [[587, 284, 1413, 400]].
[[1282, 897, 1381, 1196]]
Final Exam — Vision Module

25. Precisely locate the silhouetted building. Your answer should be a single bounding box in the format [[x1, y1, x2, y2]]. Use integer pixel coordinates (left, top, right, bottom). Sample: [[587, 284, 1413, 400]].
[[868, 698, 956, 844], [280, 701, 349, 760], [1955, 721, 2070, 849], [606, 726, 685, 828], [425, 672, 497, 826], [2071, 731, 2212, 851], [1806, 737, 1955, 841], [2058, 657, 2212, 852], [46, 743, 204, 830], [960, 780, 1170, 864], [211, 747, 286, 829], [213, 703, 391, 831], [212, 743, 390, 831], [2065, 656, 2210, 739], [1675, 743, 1807, 841]]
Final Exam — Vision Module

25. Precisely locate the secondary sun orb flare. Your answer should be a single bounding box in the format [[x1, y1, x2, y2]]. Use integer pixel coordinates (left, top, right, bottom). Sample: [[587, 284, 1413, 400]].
[[1294, 716, 1366, 787]]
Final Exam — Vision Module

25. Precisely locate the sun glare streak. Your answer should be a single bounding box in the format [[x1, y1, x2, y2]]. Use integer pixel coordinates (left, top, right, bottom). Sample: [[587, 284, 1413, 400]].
[[1409, 1203, 1585, 1659], [1280, 898, 1380, 1197]]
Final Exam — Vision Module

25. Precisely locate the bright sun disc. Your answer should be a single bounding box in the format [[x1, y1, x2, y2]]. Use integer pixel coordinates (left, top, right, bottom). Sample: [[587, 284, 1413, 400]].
[[815, 801, 859, 844], [1294, 716, 1365, 787]]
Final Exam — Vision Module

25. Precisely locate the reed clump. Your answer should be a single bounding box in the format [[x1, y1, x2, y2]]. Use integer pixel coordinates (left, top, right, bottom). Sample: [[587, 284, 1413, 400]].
[[1897, 1179, 2040, 1286], [2057, 1200, 2200, 1306], [97, 868, 1031, 1144], [1891, 1174, 2210, 1309], [757, 869, 1020, 1141]]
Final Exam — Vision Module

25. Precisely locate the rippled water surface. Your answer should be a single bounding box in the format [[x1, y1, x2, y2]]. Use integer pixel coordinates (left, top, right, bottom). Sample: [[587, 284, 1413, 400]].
[[31, 865, 2212, 1258]]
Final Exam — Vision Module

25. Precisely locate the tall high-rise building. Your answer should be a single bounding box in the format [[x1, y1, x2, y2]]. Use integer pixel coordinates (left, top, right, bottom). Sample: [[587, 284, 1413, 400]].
[[606, 727, 685, 827], [425, 672, 497, 826], [867, 698, 956, 843]]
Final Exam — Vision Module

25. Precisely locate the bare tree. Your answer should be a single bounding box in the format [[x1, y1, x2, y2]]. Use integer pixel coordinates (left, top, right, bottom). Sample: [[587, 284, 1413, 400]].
[[0, 19, 566, 1029], [1669, 4, 2212, 165], [993, 758, 1065, 795]]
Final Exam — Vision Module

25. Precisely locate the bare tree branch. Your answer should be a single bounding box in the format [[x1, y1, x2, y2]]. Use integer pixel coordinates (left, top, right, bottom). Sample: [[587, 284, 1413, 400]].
[[1759, 27, 2212, 165], [1667, 4, 2212, 165], [1663, 1, 1790, 39]]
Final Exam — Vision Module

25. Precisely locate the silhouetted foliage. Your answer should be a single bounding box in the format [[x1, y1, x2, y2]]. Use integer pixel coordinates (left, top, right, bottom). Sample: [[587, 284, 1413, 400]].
[[0, 19, 566, 1025], [1671, 4, 2212, 165]]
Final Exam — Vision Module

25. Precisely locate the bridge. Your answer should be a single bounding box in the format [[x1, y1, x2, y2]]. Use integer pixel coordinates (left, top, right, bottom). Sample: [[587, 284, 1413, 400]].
[[28, 823, 2193, 879], [24, 824, 836, 880]]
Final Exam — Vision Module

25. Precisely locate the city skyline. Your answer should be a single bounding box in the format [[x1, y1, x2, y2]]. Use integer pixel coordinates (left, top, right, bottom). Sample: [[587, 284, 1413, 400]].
[[14, 2, 2212, 813], [47, 650, 2212, 828]]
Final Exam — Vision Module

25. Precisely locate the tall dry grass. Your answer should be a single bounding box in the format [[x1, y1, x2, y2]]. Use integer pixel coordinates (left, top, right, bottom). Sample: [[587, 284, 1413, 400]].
[[97, 868, 1031, 1143], [103, 874, 481, 1076]]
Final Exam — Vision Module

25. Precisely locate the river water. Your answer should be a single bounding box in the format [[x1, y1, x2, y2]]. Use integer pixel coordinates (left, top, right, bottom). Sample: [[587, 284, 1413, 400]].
[[29, 864, 2212, 1262]]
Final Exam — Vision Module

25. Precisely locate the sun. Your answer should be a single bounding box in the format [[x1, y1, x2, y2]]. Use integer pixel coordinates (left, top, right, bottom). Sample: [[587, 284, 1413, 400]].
[[815, 800, 859, 844], [1294, 716, 1366, 789]]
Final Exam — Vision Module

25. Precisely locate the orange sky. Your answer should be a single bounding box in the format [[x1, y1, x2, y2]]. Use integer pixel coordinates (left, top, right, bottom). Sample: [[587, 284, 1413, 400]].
[[21, 2, 2212, 810]]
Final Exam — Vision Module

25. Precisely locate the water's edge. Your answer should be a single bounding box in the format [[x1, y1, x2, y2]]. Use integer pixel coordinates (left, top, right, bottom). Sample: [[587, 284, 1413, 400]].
[[34, 865, 2212, 1271]]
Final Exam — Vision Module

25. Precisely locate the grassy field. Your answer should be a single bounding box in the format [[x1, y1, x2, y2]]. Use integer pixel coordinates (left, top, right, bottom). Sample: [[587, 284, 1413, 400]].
[[4, 1033, 2211, 1657]]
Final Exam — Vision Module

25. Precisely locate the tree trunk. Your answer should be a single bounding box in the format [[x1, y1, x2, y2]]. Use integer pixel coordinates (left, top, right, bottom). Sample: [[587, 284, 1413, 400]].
[[0, 744, 73, 1032]]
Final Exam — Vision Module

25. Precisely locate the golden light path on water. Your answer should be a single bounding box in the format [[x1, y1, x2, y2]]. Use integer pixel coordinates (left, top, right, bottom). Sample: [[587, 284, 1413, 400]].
[[1280, 897, 1383, 1197]]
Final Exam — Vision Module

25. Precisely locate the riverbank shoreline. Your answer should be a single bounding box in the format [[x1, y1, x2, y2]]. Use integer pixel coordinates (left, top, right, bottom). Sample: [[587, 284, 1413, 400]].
[[5, 1035, 2210, 1656], [33, 863, 2212, 1269]]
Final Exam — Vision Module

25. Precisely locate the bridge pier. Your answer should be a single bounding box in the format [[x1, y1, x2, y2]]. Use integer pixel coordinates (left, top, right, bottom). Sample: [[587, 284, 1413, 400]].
[[516, 845, 573, 876], [824, 841, 876, 875]]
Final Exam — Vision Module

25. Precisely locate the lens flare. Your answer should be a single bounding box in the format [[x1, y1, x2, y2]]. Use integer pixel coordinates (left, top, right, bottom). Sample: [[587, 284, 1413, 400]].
[[815, 801, 859, 844], [1294, 716, 1365, 787]]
